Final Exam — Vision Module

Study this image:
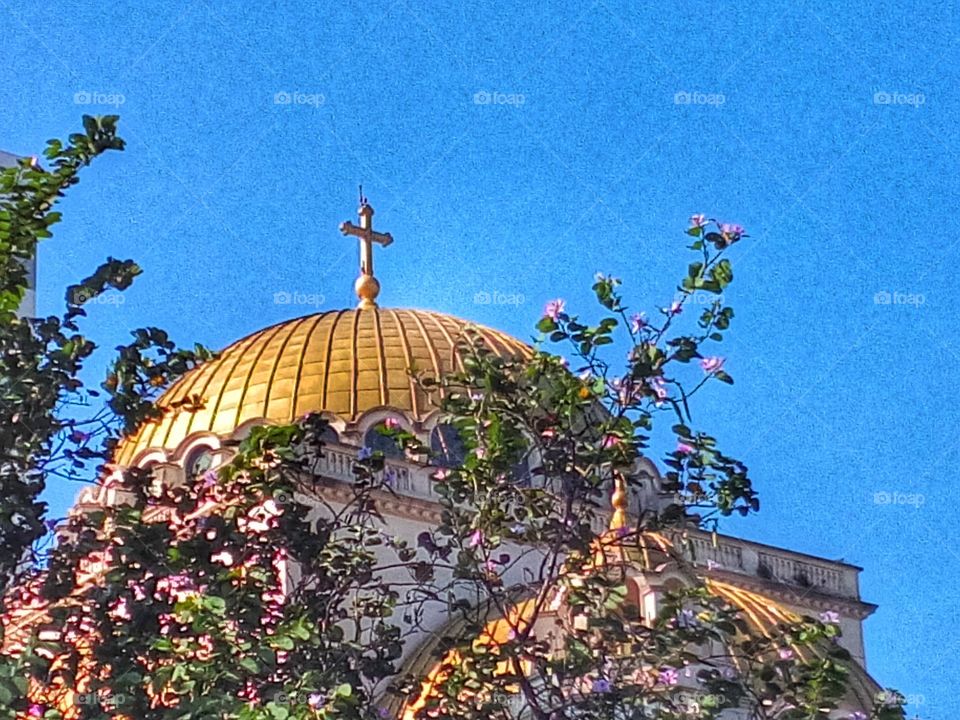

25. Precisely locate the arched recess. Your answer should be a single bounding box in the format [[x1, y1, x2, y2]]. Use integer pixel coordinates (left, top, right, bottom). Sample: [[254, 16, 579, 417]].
[[428, 422, 466, 468], [357, 407, 415, 459]]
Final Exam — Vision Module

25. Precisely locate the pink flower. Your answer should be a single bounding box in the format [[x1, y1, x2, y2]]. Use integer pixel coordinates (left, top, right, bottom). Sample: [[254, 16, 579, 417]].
[[676, 442, 695, 455], [650, 376, 669, 404], [467, 529, 485, 548], [237, 680, 261, 703], [544, 298, 566, 321], [668, 300, 683, 316], [658, 667, 679, 686], [107, 597, 132, 621], [601, 434, 620, 449], [128, 580, 147, 601], [432, 468, 452, 481], [195, 634, 215, 661], [700, 356, 725, 374], [720, 222, 745, 237], [610, 377, 642, 405], [778, 647, 795, 660], [820, 610, 841, 624], [689, 213, 708, 228], [475, 447, 487, 460], [28, 704, 44, 717], [383, 417, 401, 430], [155, 574, 199, 602], [630, 312, 647, 333]]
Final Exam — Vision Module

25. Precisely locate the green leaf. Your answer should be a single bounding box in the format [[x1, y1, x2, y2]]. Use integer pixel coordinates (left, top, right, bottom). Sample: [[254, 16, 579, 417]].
[[267, 704, 290, 720], [273, 635, 295, 650], [537, 317, 557, 333]]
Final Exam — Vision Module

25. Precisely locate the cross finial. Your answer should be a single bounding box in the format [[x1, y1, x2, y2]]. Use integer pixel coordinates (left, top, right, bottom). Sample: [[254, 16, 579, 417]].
[[339, 194, 393, 308]]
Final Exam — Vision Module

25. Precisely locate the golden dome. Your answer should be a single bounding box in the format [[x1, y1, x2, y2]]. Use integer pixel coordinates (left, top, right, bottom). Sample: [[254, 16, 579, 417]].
[[115, 308, 531, 465]]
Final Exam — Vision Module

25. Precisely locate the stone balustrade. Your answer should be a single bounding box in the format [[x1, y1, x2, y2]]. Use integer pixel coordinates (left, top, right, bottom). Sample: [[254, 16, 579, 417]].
[[80, 444, 861, 604], [678, 534, 858, 600]]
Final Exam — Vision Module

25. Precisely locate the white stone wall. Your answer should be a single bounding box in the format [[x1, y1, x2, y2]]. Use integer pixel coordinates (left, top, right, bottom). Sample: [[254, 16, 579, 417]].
[[96, 421, 878, 703]]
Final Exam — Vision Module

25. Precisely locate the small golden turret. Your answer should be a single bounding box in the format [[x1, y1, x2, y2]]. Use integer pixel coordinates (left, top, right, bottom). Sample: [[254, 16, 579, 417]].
[[609, 472, 628, 532]]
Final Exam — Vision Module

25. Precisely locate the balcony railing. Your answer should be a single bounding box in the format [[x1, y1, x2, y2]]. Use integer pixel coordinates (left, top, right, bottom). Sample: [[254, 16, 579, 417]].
[[305, 449, 861, 601], [756, 551, 847, 596], [681, 535, 745, 571], [312, 448, 424, 498], [677, 535, 856, 600]]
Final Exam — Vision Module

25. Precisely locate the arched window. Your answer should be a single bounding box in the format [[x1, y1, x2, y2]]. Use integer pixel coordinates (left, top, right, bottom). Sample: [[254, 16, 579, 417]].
[[430, 424, 532, 481], [184, 446, 216, 480], [430, 423, 466, 468], [363, 423, 404, 459], [319, 425, 340, 446]]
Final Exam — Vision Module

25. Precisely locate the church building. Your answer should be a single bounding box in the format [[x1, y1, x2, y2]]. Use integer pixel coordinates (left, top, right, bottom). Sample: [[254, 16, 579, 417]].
[[8, 200, 888, 717]]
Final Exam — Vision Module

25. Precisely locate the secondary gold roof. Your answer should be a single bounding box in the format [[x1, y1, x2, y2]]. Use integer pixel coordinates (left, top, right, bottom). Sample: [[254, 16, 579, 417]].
[[115, 308, 531, 465], [395, 534, 881, 719]]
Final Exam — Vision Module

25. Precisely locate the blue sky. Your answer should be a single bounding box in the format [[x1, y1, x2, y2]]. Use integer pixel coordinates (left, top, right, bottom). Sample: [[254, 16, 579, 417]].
[[3, 0, 958, 715]]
